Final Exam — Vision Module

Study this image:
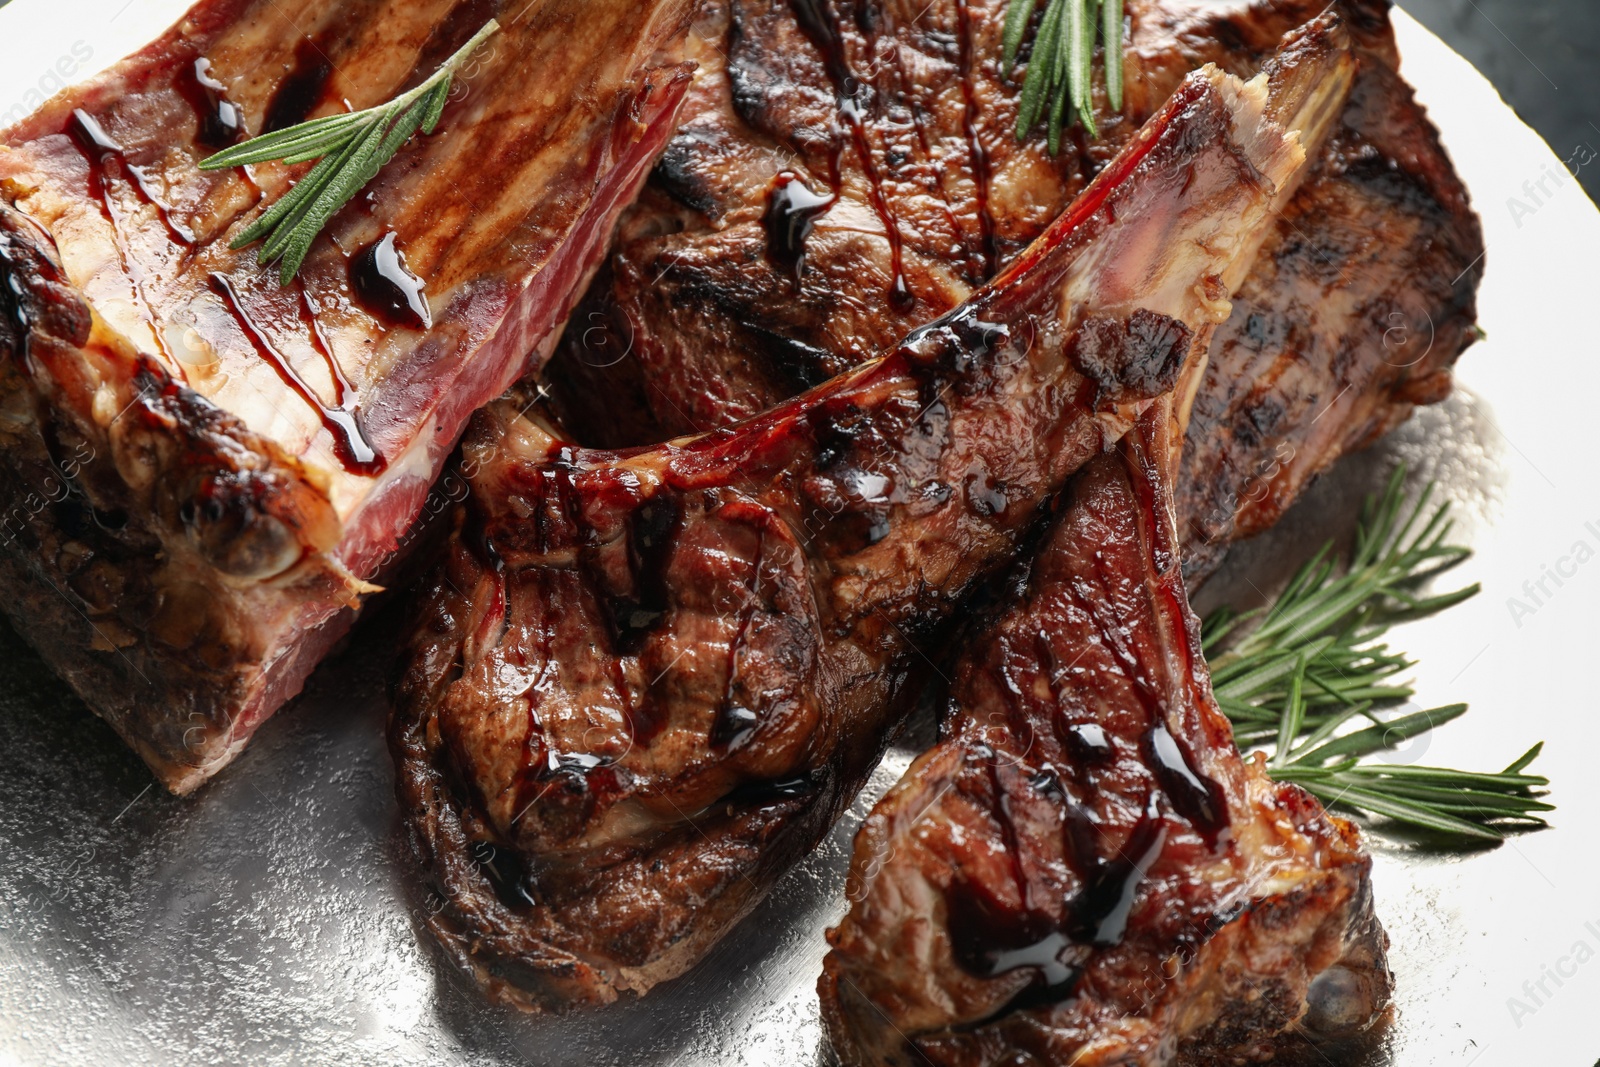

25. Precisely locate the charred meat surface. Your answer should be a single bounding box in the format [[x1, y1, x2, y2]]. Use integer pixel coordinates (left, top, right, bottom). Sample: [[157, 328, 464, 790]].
[[819, 404, 1390, 1067], [1175, 2, 1482, 574], [0, 0, 696, 791], [391, 57, 1332, 1010], [542, 0, 1482, 580]]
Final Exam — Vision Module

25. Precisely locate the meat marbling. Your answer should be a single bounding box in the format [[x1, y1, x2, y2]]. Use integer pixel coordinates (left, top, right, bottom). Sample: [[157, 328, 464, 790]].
[[542, 0, 1482, 580], [818, 398, 1390, 1066], [0, 0, 695, 792], [391, 37, 1346, 1009]]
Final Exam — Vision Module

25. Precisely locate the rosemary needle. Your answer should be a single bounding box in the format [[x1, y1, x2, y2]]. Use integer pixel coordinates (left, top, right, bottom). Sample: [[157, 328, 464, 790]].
[[1003, 0, 1123, 149], [1201, 467, 1552, 843], [201, 19, 500, 284]]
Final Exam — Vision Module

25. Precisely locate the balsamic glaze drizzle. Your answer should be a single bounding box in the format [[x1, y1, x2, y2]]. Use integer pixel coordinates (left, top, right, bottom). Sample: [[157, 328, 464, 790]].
[[0, 235, 34, 367], [349, 232, 432, 330], [208, 273, 383, 474], [68, 109, 194, 246], [786, 0, 914, 312], [1144, 721, 1228, 845], [1068, 797, 1167, 946], [954, 0, 998, 279], [764, 172, 836, 281], [176, 56, 246, 150], [614, 496, 681, 654], [468, 839, 537, 909], [262, 38, 335, 133]]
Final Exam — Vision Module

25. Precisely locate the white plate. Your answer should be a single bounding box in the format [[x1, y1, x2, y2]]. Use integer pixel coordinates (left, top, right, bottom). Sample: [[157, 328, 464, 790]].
[[0, 5, 1596, 1065]]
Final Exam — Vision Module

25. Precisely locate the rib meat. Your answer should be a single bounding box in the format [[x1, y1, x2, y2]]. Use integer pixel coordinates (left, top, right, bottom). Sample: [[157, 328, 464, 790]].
[[542, 0, 1482, 580], [818, 400, 1390, 1067], [391, 47, 1341, 1009], [0, 0, 695, 792]]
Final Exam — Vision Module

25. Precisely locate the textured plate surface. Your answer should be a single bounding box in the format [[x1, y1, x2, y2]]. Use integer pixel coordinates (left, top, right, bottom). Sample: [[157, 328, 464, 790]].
[[0, 5, 1597, 1065]]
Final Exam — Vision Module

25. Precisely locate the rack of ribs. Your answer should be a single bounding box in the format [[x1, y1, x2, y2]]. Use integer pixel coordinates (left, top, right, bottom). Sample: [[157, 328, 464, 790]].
[[0, 0, 696, 792], [819, 398, 1390, 1066], [542, 0, 1482, 581], [390, 32, 1349, 1008]]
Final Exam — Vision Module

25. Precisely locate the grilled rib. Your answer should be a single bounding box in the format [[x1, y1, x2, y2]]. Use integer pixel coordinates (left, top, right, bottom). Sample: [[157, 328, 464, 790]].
[[542, 0, 1481, 581], [391, 50, 1335, 1009], [0, 0, 695, 792], [819, 400, 1390, 1066]]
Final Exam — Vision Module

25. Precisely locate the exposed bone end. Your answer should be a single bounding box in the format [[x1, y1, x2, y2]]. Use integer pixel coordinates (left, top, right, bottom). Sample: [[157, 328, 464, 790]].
[[1224, 10, 1357, 218]]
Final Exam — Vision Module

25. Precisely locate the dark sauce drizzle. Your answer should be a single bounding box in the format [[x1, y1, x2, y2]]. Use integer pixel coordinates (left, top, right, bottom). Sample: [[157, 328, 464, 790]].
[[1068, 796, 1167, 946], [947, 752, 1082, 1000], [1144, 721, 1227, 845], [764, 172, 836, 281], [68, 109, 194, 246], [295, 282, 384, 470], [725, 774, 816, 806], [786, 0, 915, 312], [208, 273, 383, 474], [954, 0, 998, 278], [349, 232, 432, 329], [1065, 722, 1114, 763], [468, 839, 537, 909], [614, 496, 681, 655], [262, 38, 335, 133], [175, 56, 246, 150], [984, 748, 1031, 910], [947, 893, 1083, 1000], [948, 766, 1172, 1010], [712, 592, 761, 748], [0, 235, 35, 366]]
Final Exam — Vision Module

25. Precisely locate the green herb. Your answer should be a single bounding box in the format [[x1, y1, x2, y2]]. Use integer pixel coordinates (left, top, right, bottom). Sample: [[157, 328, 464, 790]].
[[200, 19, 500, 284], [1002, 0, 1122, 152], [1202, 467, 1552, 842]]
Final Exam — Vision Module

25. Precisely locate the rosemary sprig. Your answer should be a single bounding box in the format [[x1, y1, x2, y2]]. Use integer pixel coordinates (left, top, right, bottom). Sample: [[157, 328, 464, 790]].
[[200, 19, 500, 284], [1002, 0, 1123, 152], [1202, 467, 1552, 842]]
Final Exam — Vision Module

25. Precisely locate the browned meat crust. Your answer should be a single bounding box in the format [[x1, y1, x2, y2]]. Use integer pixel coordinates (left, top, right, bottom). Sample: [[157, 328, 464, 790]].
[[391, 53, 1337, 1010], [1177, 7, 1483, 573], [0, 0, 696, 791], [541, 0, 1482, 581], [818, 403, 1390, 1067]]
